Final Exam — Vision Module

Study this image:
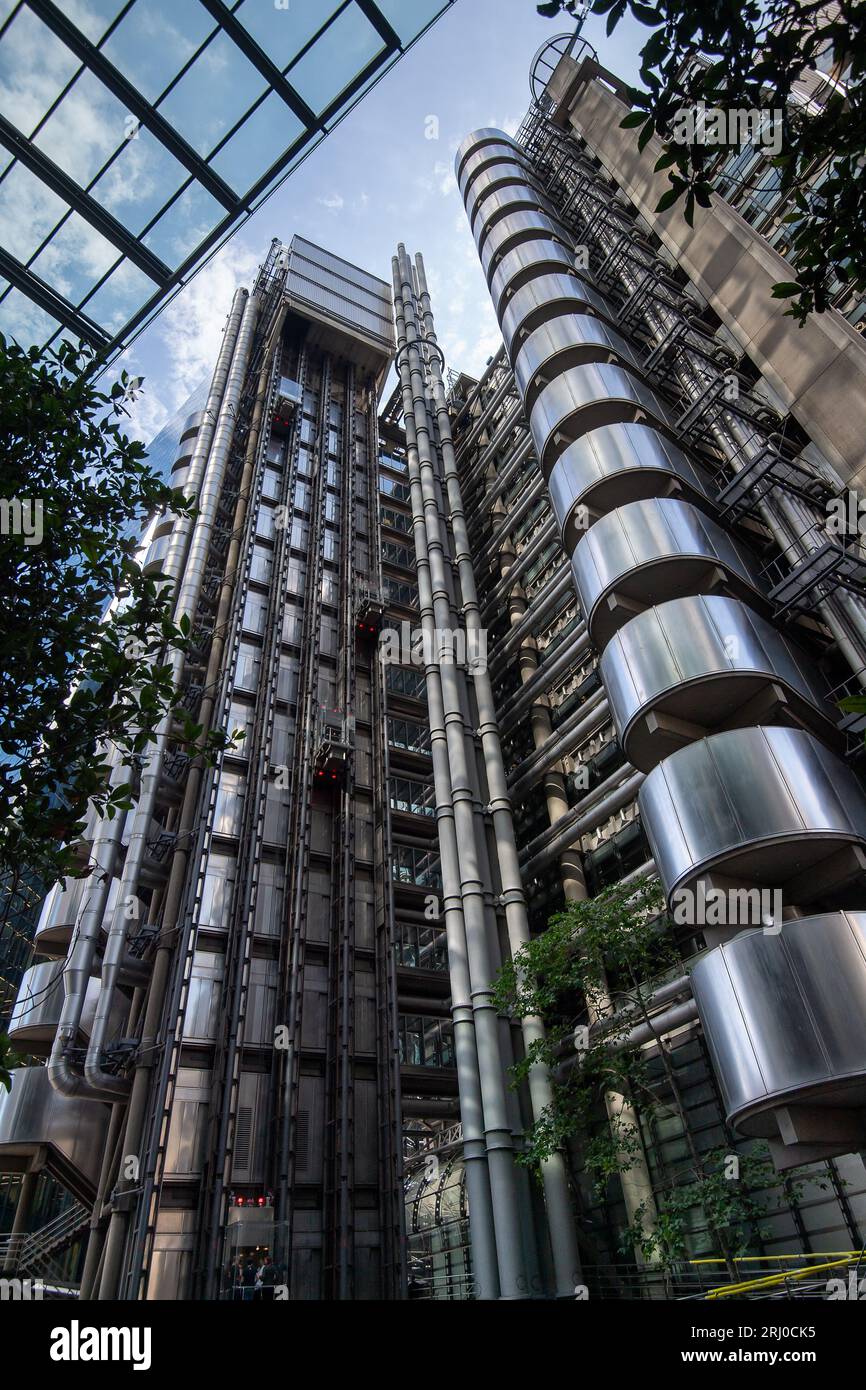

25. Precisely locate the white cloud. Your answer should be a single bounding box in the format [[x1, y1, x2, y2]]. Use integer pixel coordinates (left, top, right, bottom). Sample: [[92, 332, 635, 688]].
[[122, 238, 259, 442], [433, 160, 457, 197], [317, 193, 345, 211]]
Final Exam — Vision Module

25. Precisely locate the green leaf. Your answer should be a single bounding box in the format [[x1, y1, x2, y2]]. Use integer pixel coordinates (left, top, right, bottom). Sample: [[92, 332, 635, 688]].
[[654, 186, 681, 214]]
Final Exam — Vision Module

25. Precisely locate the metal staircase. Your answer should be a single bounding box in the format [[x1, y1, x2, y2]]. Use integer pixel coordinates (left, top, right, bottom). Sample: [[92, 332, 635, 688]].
[[0, 1199, 89, 1293]]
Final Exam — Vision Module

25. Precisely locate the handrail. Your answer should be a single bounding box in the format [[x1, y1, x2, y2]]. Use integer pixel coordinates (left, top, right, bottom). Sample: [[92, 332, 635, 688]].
[[702, 1254, 861, 1300]]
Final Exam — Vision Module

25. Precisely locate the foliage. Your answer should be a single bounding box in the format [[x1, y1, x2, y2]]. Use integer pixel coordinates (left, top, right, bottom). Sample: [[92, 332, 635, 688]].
[[622, 1146, 813, 1264], [838, 692, 866, 751], [492, 874, 671, 1173], [0, 1032, 24, 1092], [494, 877, 823, 1266], [0, 334, 233, 893], [537, 1, 866, 322]]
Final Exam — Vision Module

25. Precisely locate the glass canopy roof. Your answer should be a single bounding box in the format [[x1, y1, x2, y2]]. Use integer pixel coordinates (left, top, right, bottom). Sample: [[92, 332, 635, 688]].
[[0, 0, 455, 361]]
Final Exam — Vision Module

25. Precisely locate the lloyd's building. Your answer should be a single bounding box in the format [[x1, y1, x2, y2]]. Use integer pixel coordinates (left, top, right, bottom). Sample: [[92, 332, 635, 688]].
[[2, 27, 866, 1301]]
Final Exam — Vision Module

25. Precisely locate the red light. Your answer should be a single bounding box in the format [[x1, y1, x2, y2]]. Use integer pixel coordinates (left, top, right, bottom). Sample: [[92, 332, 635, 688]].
[[257, 1196, 265, 1207]]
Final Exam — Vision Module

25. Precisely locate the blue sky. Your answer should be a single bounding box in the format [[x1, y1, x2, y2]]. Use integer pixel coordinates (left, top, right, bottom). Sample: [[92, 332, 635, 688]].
[[122, 0, 648, 443]]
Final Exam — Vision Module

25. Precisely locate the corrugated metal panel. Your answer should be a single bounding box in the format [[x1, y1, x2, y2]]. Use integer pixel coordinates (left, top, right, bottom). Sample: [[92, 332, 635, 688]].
[[291, 235, 390, 301], [287, 271, 394, 346], [286, 235, 395, 349], [290, 252, 390, 315]]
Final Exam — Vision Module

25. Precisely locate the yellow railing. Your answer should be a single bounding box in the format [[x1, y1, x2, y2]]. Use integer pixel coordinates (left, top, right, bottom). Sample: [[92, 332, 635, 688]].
[[688, 1253, 862, 1300]]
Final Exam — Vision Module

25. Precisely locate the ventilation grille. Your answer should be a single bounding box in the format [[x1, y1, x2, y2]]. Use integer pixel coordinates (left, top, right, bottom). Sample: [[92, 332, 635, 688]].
[[295, 1110, 310, 1172], [234, 1107, 253, 1173]]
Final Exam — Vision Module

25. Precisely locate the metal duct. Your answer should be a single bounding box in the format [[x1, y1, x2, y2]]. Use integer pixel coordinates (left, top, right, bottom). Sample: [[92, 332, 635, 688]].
[[603, 594, 842, 771], [472, 185, 560, 249], [82, 292, 260, 1104], [46, 287, 251, 1104], [0, 1066, 109, 1202], [499, 272, 611, 353], [690, 913, 866, 1169], [514, 315, 646, 415], [481, 209, 573, 283], [548, 421, 712, 549], [572, 496, 769, 651], [7, 962, 127, 1058], [466, 161, 543, 224], [458, 142, 530, 199], [639, 726, 866, 916], [490, 239, 577, 316], [455, 127, 520, 179], [529, 362, 675, 477], [411, 244, 581, 1296]]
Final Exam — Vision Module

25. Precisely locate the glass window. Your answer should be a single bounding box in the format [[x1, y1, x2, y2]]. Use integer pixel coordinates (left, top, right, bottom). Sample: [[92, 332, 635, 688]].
[[386, 665, 426, 700], [30, 212, 121, 306], [0, 163, 66, 263], [375, 0, 446, 44], [0, 8, 80, 137], [387, 717, 430, 754], [397, 921, 447, 972], [382, 539, 413, 569], [235, 0, 342, 70], [0, 288, 59, 347], [287, 3, 385, 115], [250, 544, 273, 585], [242, 590, 268, 636], [198, 852, 236, 927], [227, 700, 254, 751], [90, 129, 187, 235], [209, 90, 304, 192], [142, 181, 225, 269], [157, 32, 268, 159], [379, 473, 411, 501], [254, 861, 285, 937], [235, 641, 261, 692], [33, 69, 130, 189], [390, 776, 435, 817], [398, 1014, 454, 1067], [261, 468, 281, 502], [80, 258, 159, 332], [255, 503, 276, 543], [391, 846, 441, 890], [384, 576, 418, 607], [213, 769, 245, 835], [69, 0, 135, 43], [381, 504, 412, 535], [101, 0, 215, 103]]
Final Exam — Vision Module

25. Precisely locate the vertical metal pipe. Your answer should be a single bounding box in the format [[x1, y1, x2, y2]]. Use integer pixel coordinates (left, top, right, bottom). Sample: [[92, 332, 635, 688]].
[[411, 249, 581, 1297], [83, 293, 259, 1103], [394, 251, 530, 1298], [388, 302, 502, 1300], [96, 299, 271, 1299], [2, 1170, 37, 1272], [47, 288, 250, 1103]]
